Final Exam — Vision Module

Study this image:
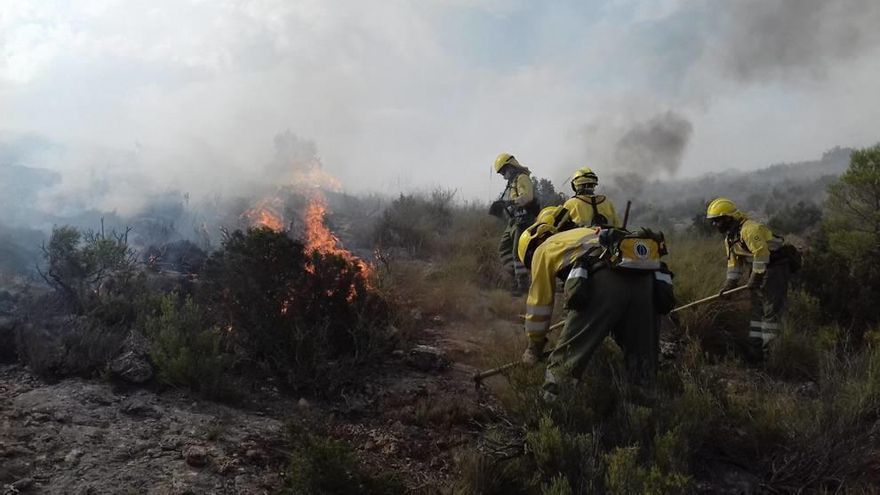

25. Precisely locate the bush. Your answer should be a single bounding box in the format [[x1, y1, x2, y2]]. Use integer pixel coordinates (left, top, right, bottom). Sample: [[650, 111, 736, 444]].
[[799, 144, 880, 332], [38, 225, 138, 314], [284, 422, 404, 495], [199, 227, 393, 392], [140, 294, 235, 400], [767, 201, 822, 235], [18, 224, 144, 378], [373, 189, 455, 257]]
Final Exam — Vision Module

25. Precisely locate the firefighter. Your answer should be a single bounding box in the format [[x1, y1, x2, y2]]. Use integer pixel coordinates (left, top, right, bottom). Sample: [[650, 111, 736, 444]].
[[492, 153, 539, 295], [706, 197, 790, 357], [518, 213, 674, 401], [561, 167, 621, 228]]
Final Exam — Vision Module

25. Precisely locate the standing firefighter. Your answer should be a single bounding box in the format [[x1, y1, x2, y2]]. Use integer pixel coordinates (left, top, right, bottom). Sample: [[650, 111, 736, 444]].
[[561, 167, 621, 227], [707, 197, 793, 357], [518, 210, 674, 400], [491, 153, 539, 295]]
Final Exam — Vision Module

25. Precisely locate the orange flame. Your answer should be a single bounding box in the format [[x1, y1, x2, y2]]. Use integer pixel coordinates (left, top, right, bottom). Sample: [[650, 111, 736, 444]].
[[245, 158, 371, 306], [304, 194, 372, 281], [243, 198, 285, 231]]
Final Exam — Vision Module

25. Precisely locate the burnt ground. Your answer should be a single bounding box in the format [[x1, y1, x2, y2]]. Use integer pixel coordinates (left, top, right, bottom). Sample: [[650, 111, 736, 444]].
[[0, 311, 521, 494]]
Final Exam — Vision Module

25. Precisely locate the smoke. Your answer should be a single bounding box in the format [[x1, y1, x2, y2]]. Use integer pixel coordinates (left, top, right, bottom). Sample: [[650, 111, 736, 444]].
[[613, 112, 693, 176], [1, 0, 880, 209], [709, 0, 880, 82]]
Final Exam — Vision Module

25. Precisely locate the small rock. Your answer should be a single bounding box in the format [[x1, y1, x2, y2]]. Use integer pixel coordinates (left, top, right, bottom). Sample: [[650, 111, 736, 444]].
[[183, 445, 208, 468], [120, 397, 157, 417], [64, 448, 83, 465], [244, 448, 265, 462], [109, 350, 154, 384], [404, 345, 451, 372], [11, 478, 34, 491], [297, 398, 310, 408]]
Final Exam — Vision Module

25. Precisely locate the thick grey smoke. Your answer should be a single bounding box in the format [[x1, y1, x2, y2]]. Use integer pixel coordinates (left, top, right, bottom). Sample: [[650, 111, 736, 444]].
[[613, 112, 693, 176], [569, 0, 880, 180], [711, 0, 880, 82]]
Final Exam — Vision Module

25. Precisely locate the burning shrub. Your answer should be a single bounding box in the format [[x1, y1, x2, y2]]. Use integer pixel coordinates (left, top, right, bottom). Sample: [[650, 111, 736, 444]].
[[200, 227, 392, 392]]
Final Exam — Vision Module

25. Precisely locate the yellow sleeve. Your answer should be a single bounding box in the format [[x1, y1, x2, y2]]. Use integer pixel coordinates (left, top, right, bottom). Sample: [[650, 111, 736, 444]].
[[726, 240, 743, 280], [741, 222, 771, 273], [512, 174, 535, 207], [562, 197, 585, 226]]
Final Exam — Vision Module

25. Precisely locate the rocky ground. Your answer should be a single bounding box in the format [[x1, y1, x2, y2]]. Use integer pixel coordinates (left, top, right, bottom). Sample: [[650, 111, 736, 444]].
[[0, 316, 509, 494]]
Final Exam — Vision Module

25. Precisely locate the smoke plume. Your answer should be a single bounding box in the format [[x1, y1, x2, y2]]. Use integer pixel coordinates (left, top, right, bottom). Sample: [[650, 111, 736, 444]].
[[613, 112, 693, 176], [710, 0, 880, 82]]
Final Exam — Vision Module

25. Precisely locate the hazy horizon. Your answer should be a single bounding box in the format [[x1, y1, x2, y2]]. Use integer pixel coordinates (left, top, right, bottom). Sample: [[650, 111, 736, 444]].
[[3, 0, 879, 209]]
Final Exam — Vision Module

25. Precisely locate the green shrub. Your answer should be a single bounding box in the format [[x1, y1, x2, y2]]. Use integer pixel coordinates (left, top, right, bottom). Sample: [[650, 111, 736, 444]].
[[284, 423, 404, 495], [767, 201, 822, 235], [38, 225, 138, 314], [140, 294, 235, 400]]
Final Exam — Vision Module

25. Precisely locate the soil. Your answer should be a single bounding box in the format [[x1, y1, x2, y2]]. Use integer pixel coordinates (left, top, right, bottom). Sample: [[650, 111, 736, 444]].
[[0, 307, 518, 494]]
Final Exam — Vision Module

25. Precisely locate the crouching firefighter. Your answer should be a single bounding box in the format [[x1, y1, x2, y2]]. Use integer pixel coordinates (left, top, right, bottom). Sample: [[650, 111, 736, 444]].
[[490, 153, 539, 295], [706, 198, 799, 358], [518, 211, 674, 401], [561, 166, 621, 227]]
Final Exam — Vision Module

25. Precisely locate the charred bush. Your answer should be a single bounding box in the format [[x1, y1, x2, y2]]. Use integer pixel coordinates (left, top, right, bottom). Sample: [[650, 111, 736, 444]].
[[200, 228, 392, 392], [143, 239, 207, 275]]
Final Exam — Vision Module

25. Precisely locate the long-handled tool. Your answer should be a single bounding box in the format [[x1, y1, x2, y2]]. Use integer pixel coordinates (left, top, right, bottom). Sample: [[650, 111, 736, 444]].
[[669, 285, 748, 313], [473, 285, 748, 384]]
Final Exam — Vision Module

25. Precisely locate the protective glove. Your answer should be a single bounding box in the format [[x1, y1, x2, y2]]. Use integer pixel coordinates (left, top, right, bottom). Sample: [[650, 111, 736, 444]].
[[521, 338, 547, 366], [718, 278, 739, 296], [488, 200, 506, 218], [746, 271, 765, 290]]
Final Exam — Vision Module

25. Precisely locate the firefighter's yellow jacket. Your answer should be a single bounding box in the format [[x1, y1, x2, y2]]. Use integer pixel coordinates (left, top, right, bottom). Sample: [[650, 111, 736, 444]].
[[524, 227, 603, 341], [562, 195, 620, 227], [503, 172, 535, 208], [725, 219, 782, 281]]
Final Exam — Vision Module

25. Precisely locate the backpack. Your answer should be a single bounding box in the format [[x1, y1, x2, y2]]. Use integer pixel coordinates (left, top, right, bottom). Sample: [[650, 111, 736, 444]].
[[574, 195, 610, 227], [599, 228, 668, 271], [778, 243, 803, 274]]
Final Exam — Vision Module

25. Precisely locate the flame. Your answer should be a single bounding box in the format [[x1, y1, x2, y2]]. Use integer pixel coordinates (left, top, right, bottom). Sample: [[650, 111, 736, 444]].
[[291, 162, 344, 193], [244, 157, 371, 305], [304, 194, 372, 281], [243, 198, 285, 231]]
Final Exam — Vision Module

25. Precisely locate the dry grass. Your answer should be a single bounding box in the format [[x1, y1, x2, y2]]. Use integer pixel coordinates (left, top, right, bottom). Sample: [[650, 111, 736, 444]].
[[665, 235, 751, 356]]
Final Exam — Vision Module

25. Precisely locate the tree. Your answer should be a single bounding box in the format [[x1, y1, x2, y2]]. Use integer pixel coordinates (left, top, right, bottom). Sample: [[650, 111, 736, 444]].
[[533, 177, 566, 207], [768, 201, 823, 235], [824, 144, 880, 266], [800, 144, 880, 329], [39, 224, 137, 313]]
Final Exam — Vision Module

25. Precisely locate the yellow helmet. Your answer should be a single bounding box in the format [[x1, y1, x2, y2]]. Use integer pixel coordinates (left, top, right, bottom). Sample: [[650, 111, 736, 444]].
[[517, 206, 572, 267], [493, 153, 519, 174], [706, 197, 741, 219], [570, 166, 598, 192]]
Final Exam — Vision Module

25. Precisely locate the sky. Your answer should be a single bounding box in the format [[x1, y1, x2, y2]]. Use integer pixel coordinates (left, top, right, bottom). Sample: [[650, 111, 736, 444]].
[[2, 0, 879, 208]]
